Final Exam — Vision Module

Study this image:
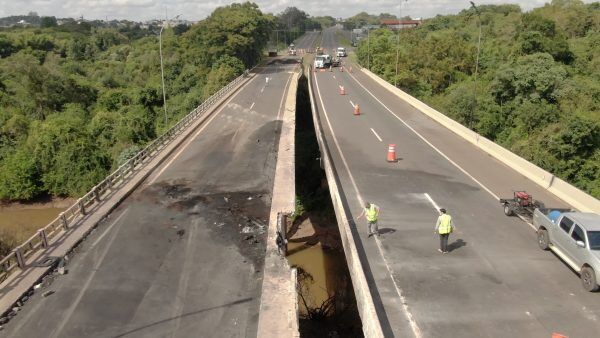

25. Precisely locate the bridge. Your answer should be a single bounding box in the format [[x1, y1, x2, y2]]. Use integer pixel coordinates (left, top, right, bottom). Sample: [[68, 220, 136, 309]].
[[1, 28, 599, 338]]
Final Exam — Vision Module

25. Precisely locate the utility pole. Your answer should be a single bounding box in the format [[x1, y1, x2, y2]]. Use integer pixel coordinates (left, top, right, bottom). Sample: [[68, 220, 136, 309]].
[[395, 0, 408, 87], [367, 28, 370, 70], [469, 1, 482, 130], [159, 14, 181, 126]]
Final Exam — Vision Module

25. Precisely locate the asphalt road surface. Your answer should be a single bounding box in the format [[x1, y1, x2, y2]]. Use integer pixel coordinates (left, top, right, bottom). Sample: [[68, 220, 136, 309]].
[[313, 28, 600, 338], [3, 41, 306, 337]]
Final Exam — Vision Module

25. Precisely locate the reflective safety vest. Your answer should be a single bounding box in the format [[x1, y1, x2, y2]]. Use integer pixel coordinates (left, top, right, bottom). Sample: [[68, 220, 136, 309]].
[[366, 204, 378, 222], [438, 214, 453, 234]]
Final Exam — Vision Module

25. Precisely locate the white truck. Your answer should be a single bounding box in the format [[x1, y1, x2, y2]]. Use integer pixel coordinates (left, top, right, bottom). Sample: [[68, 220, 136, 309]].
[[535, 209, 600, 291], [336, 47, 347, 57], [314, 54, 332, 69]]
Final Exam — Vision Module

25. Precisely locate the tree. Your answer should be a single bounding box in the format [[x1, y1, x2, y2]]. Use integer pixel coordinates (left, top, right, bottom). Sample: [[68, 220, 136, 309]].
[[491, 53, 566, 103], [0, 35, 15, 58], [313, 16, 336, 28], [202, 55, 244, 98], [185, 2, 274, 68], [173, 24, 189, 36], [40, 16, 57, 28], [278, 7, 309, 31], [0, 149, 41, 200]]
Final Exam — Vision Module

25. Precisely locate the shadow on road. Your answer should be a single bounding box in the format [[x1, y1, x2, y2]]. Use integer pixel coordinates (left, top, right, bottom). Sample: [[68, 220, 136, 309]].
[[112, 297, 253, 337], [448, 239, 467, 252], [378, 228, 396, 235]]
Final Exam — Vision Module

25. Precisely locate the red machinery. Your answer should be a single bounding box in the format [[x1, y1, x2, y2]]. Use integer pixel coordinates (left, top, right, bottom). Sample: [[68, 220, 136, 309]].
[[500, 191, 544, 217]]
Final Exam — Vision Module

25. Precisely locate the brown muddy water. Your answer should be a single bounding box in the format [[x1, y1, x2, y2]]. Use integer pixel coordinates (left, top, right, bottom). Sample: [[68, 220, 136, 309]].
[[287, 228, 345, 313], [0, 207, 66, 254]]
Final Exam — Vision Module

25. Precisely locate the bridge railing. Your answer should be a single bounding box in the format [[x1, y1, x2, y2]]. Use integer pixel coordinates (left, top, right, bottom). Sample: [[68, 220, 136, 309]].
[[0, 71, 249, 283]]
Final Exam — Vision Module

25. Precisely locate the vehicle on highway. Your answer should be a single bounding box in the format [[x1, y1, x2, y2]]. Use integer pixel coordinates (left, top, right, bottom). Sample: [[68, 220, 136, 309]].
[[500, 191, 544, 218], [288, 48, 296, 55], [535, 209, 600, 291], [336, 47, 347, 57], [332, 57, 341, 67], [314, 54, 331, 69]]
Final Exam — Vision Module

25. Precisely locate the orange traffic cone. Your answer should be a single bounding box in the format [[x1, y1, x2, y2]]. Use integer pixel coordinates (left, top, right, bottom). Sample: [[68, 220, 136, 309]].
[[353, 104, 360, 116], [387, 144, 397, 162], [339, 86, 346, 95], [552, 334, 568, 338]]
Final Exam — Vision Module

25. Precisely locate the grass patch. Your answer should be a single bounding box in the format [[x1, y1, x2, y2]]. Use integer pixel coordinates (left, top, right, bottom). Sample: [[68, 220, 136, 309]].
[[335, 31, 351, 47]]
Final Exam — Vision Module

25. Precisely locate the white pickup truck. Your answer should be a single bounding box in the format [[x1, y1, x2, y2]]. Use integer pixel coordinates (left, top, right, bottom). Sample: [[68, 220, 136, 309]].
[[534, 209, 600, 291], [336, 47, 347, 57], [314, 54, 331, 69]]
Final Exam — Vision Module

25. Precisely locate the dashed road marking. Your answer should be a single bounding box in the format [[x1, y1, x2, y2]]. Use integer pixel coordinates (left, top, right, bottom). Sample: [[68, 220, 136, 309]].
[[370, 128, 382, 142], [345, 69, 500, 201], [424, 193, 441, 212], [250, 102, 255, 110]]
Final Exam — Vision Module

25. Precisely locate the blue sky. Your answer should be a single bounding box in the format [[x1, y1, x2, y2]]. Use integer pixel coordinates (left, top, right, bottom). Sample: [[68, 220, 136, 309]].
[[0, 0, 595, 21]]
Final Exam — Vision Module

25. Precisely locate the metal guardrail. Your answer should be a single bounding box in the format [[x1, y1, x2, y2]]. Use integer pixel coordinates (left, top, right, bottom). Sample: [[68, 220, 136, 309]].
[[0, 71, 249, 283]]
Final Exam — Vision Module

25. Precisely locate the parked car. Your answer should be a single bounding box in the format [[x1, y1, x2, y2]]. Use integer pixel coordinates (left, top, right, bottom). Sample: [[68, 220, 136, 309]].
[[534, 209, 600, 291]]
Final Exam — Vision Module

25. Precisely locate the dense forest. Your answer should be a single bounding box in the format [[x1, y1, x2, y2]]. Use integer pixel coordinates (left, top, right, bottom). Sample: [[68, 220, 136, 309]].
[[0, 3, 286, 202], [355, 0, 600, 198]]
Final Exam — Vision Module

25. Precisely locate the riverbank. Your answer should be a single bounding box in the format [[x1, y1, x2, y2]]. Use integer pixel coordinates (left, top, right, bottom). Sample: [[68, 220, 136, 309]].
[[0, 198, 74, 257]]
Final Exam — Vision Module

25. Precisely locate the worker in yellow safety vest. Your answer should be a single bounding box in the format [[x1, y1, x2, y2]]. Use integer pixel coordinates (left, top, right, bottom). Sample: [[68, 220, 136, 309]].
[[434, 208, 454, 253], [357, 202, 380, 238]]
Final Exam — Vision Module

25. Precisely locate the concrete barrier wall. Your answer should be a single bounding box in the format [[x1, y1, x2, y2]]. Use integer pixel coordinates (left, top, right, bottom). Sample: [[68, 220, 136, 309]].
[[306, 67, 384, 338], [257, 72, 299, 338], [361, 68, 600, 213]]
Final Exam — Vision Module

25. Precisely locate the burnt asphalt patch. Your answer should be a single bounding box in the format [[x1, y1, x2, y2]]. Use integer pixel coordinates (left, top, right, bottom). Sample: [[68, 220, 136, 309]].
[[144, 180, 270, 268]]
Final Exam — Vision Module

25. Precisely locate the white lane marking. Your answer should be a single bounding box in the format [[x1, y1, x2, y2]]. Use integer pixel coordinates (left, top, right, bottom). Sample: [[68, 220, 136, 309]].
[[517, 213, 537, 231], [260, 86, 265, 93], [346, 70, 500, 201], [148, 75, 257, 185], [370, 128, 382, 142], [276, 65, 298, 121], [424, 193, 441, 212], [333, 75, 336, 79], [50, 206, 125, 338], [91, 210, 129, 247], [314, 73, 422, 338], [250, 102, 255, 110], [349, 100, 355, 108]]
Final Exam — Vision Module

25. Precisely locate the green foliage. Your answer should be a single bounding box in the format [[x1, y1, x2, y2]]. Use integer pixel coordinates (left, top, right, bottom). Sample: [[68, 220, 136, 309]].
[[491, 53, 566, 103], [0, 149, 41, 200], [355, 0, 600, 197], [0, 3, 272, 201], [313, 16, 336, 28], [186, 2, 274, 68], [202, 55, 245, 98], [40, 16, 57, 28]]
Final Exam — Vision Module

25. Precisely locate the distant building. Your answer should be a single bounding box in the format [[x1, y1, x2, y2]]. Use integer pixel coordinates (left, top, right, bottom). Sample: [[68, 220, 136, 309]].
[[380, 19, 422, 30]]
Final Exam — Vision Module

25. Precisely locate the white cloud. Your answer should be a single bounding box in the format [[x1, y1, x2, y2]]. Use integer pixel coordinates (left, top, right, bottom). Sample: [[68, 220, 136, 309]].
[[0, 0, 595, 21]]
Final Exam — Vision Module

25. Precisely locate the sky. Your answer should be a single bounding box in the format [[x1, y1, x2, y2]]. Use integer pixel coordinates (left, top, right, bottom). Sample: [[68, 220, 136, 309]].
[[0, 0, 595, 22]]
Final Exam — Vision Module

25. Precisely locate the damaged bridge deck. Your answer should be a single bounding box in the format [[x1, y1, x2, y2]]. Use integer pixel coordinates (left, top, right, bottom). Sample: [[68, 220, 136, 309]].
[[1, 58, 299, 338]]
